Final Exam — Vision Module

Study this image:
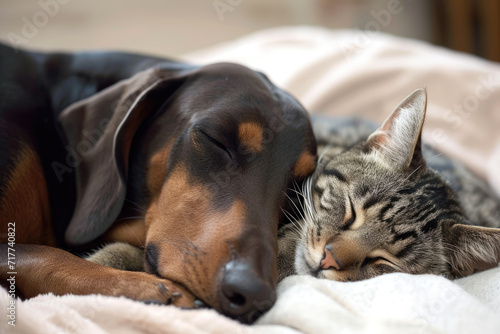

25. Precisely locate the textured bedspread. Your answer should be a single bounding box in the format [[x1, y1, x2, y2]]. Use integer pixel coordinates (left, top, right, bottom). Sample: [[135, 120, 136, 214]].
[[2, 267, 499, 333]]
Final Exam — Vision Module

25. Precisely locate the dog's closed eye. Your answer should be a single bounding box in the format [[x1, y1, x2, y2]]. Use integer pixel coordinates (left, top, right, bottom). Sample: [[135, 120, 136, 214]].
[[146, 243, 160, 276], [198, 129, 233, 159]]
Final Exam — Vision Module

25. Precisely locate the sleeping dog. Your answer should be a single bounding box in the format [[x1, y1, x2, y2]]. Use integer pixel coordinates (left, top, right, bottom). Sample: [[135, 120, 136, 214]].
[[0, 43, 317, 323]]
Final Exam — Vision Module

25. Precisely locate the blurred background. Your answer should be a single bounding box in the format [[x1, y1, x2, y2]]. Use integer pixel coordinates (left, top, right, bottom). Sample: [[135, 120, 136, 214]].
[[1, 0, 499, 62]]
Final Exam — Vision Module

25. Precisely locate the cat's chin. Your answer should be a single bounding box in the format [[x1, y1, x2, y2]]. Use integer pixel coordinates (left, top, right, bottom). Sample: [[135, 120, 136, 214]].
[[317, 269, 365, 282], [317, 270, 341, 281], [294, 244, 322, 277]]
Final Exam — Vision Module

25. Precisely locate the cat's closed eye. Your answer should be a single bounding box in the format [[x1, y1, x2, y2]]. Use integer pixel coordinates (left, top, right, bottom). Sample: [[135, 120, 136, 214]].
[[360, 256, 394, 268], [341, 196, 356, 230]]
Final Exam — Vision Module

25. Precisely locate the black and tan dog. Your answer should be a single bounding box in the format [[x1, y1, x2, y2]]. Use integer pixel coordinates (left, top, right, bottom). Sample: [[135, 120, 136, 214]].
[[0, 43, 316, 322]]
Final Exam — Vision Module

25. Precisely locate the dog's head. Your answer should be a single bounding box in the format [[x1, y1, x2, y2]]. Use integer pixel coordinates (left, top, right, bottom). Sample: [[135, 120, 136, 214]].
[[59, 62, 316, 321]]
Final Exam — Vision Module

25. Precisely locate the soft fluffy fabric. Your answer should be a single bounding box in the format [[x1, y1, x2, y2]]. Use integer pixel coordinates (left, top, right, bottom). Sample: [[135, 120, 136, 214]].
[[2, 268, 499, 334], [3, 27, 499, 333], [255, 269, 500, 334], [0, 289, 249, 334]]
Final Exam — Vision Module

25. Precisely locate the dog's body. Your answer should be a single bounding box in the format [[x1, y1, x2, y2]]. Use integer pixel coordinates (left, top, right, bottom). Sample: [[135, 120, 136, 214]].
[[0, 43, 316, 322]]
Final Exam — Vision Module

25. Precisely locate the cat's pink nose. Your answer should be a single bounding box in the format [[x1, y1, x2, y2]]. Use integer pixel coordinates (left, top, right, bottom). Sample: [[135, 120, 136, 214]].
[[321, 245, 341, 270]]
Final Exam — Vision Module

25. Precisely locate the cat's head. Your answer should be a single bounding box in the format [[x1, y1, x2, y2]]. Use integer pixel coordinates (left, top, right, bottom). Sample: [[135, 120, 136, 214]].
[[296, 89, 500, 281]]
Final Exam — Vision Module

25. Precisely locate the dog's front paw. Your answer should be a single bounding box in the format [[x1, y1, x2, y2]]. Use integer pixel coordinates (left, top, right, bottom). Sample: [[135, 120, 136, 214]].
[[151, 279, 196, 308], [110, 271, 196, 308]]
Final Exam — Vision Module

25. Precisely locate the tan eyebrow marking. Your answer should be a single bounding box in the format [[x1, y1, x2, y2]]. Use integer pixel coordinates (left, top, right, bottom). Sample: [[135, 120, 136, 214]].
[[294, 151, 316, 179], [238, 122, 263, 153]]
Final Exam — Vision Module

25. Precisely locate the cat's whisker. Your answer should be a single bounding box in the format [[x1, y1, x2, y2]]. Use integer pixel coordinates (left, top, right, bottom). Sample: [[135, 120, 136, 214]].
[[385, 152, 446, 197], [114, 216, 145, 222], [386, 163, 426, 196], [125, 223, 145, 248], [280, 208, 298, 225], [123, 198, 148, 214], [401, 152, 444, 187], [282, 236, 303, 242], [282, 181, 314, 238], [303, 177, 316, 225], [318, 140, 337, 165], [280, 209, 307, 237], [283, 191, 307, 223], [281, 206, 299, 222], [295, 180, 315, 224], [110, 216, 146, 247], [288, 185, 306, 200], [425, 152, 444, 164], [291, 181, 308, 216], [288, 224, 305, 238]]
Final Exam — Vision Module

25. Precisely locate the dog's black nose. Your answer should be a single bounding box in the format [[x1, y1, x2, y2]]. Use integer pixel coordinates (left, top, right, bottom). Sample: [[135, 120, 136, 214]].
[[220, 259, 276, 323]]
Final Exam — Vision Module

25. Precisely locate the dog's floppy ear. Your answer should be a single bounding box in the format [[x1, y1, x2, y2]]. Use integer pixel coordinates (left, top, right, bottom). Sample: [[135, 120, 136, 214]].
[[59, 67, 192, 245]]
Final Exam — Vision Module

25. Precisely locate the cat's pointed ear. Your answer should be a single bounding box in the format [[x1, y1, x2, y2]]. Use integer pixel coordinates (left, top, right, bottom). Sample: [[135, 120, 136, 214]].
[[445, 223, 500, 277], [366, 88, 427, 170]]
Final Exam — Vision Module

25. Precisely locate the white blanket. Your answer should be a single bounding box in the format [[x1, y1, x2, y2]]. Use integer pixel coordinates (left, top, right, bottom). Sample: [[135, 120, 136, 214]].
[[3, 27, 500, 333], [254, 269, 500, 334], [2, 268, 499, 333]]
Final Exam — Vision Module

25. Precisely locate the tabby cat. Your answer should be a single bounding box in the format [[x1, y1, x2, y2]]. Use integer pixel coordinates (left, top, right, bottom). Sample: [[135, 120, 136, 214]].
[[278, 88, 500, 282], [89, 89, 500, 284]]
